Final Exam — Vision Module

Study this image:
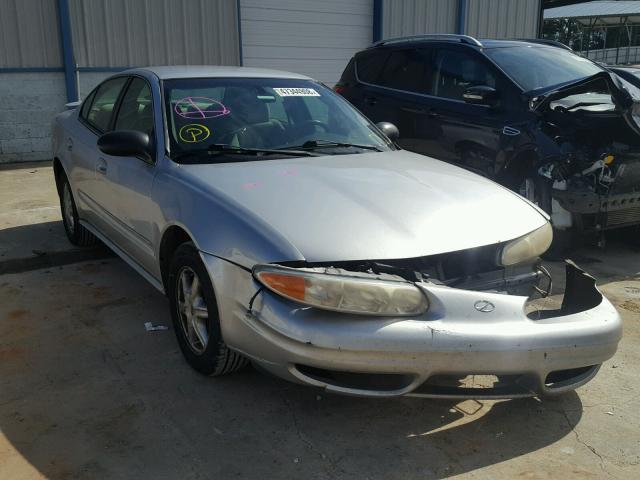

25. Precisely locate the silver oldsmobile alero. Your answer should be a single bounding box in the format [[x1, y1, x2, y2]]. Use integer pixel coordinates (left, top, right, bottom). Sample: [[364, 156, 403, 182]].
[[52, 66, 621, 398]]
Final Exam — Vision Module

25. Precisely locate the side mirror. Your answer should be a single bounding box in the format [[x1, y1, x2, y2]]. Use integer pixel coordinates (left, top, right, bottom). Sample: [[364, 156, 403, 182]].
[[98, 130, 152, 162], [376, 121, 400, 141], [463, 85, 499, 107]]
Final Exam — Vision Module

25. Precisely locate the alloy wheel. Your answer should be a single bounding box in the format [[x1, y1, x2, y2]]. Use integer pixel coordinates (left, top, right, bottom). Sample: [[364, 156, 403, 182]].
[[176, 266, 210, 354], [62, 183, 75, 233]]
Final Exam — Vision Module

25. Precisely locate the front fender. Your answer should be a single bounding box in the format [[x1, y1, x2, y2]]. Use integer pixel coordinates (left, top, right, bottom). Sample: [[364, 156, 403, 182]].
[[153, 167, 305, 269]]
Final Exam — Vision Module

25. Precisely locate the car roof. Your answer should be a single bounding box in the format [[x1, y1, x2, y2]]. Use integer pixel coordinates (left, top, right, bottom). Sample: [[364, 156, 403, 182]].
[[124, 65, 314, 81]]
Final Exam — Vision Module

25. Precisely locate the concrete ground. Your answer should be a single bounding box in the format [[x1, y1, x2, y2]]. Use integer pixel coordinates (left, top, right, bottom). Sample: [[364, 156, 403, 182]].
[[0, 164, 639, 479]]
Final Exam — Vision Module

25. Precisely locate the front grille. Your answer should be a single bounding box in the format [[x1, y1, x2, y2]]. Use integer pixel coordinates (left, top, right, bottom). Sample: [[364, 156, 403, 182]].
[[606, 205, 640, 226]]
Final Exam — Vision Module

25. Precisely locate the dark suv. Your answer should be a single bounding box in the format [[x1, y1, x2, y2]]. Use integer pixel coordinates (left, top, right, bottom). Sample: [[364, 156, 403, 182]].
[[337, 35, 640, 239]]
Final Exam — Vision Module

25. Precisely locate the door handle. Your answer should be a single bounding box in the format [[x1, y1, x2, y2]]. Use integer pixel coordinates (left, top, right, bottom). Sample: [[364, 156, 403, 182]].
[[401, 107, 428, 114], [66, 138, 73, 151], [96, 158, 108, 175], [364, 96, 377, 106]]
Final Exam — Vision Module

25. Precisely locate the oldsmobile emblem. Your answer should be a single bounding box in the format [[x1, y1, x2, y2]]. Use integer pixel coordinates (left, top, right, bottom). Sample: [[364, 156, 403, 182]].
[[474, 300, 495, 313]]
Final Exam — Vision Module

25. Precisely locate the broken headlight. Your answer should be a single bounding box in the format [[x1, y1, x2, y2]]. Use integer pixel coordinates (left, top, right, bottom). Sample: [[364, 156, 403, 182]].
[[500, 222, 553, 266], [253, 265, 429, 316]]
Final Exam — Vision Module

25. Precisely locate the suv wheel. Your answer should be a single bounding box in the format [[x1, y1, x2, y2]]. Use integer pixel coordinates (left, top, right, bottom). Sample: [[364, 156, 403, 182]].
[[59, 173, 99, 246], [168, 242, 248, 376]]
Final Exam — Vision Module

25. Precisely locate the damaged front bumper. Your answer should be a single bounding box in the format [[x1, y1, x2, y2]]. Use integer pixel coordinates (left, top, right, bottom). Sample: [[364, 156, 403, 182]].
[[553, 187, 640, 230], [204, 254, 622, 399]]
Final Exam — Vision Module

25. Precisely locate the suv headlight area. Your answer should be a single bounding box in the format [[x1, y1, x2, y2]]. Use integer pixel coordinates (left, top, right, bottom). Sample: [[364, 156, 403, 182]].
[[500, 222, 553, 266], [253, 265, 429, 316]]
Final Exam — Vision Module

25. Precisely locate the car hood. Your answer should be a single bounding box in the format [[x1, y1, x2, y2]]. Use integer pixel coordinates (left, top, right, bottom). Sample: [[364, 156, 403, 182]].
[[183, 150, 548, 264], [528, 71, 640, 137]]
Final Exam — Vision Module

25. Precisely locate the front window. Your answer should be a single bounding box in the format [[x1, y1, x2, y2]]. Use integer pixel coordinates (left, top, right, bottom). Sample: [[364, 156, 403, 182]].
[[162, 78, 392, 162], [485, 46, 603, 92]]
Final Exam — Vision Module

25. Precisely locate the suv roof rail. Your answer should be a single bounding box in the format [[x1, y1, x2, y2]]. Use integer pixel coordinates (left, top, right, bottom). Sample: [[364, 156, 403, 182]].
[[514, 38, 573, 51], [371, 34, 483, 48]]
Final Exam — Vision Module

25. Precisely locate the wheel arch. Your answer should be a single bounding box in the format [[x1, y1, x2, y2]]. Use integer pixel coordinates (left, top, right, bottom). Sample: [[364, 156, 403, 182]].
[[52, 157, 65, 195], [498, 148, 539, 188], [158, 224, 198, 292]]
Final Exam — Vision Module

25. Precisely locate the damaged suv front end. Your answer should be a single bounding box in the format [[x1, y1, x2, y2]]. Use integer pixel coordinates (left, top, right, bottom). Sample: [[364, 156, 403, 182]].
[[530, 71, 640, 234]]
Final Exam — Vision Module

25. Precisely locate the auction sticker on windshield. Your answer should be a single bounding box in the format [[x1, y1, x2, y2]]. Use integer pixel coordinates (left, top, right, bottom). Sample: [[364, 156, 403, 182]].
[[273, 87, 320, 97]]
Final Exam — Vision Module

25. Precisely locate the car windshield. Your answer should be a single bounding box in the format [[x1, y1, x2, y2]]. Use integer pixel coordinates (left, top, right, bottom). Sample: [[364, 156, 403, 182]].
[[163, 77, 392, 162], [485, 46, 603, 92]]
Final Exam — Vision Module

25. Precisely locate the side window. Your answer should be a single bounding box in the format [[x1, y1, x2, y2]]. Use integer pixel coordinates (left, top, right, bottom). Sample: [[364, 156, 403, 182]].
[[356, 51, 389, 84], [79, 89, 97, 120], [114, 78, 154, 136], [377, 49, 433, 94], [86, 77, 128, 132], [433, 49, 496, 101]]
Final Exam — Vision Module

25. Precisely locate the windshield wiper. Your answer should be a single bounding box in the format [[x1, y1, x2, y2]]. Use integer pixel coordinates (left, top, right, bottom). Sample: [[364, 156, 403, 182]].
[[172, 144, 316, 161], [285, 140, 383, 152]]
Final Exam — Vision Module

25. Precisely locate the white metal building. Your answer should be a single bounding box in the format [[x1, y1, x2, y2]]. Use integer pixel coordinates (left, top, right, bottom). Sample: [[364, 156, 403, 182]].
[[0, 0, 542, 163]]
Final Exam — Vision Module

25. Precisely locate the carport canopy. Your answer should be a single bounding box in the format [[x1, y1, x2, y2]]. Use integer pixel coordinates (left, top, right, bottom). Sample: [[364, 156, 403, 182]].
[[544, 1, 640, 25]]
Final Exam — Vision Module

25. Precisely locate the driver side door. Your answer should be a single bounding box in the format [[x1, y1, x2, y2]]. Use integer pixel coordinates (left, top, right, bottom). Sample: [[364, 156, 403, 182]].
[[96, 76, 159, 275], [425, 46, 511, 176]]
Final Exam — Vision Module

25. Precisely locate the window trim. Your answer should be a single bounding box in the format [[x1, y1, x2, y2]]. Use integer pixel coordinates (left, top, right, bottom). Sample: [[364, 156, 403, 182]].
[[78, 74, 130, 135], [111, 74, 158, 165]]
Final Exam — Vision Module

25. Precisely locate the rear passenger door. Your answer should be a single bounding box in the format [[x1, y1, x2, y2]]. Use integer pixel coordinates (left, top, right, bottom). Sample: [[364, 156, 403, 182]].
[[74, 76, 129, 232], [350, 48, 442, 152]]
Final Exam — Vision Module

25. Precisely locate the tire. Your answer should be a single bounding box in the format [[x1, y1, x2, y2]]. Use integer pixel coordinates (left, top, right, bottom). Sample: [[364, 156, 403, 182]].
[[518, 175, 573, 257], [59, 172, 99, 247], [168, 242, 247, 376]]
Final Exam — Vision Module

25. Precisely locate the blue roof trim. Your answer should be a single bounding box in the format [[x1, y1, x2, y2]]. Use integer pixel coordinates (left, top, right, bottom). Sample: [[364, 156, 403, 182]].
[[0, 67, 64, 73]]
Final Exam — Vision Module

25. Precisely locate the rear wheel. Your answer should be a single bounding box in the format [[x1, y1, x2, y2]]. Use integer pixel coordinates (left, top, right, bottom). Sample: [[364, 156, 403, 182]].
[[168, 242, 247, 376], [59, 173, 98, 246]]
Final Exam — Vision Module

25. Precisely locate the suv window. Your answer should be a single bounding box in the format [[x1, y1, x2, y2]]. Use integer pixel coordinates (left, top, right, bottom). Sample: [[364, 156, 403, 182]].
[[85, 77, 128, 132], [434, 49, 496, 101], [377, 49, 433, 94], [114, 77, 154, 136], [356, 51, 389, 84]]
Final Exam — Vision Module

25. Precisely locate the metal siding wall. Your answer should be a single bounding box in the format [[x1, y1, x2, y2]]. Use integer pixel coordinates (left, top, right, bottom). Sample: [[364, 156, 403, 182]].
[[0, 0, 62, 67], [240, 0, 372, 85], [465, 0, 541, 39], [68, 0, 240, 67], [382, 0, 458, 38]]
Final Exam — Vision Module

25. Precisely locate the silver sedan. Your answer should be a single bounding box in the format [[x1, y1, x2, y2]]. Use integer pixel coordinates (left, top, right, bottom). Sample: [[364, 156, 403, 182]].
[[52, 66, 621, 398]]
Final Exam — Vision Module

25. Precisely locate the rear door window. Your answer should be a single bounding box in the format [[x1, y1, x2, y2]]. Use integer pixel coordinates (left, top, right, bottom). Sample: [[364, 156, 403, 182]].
[[356, 51, 389, 84], [85, 77, 128, 132], [433, 48, 497, 101], [376, 48, 433, 94]]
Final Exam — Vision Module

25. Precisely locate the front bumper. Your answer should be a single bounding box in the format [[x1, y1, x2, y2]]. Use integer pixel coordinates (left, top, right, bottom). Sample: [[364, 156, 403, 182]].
[[554, 189, 640, 230], [204, 255, 622, 399]]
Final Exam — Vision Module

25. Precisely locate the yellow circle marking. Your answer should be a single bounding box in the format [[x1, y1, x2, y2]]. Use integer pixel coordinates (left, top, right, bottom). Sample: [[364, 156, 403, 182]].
[[179, 124, 211, 143]]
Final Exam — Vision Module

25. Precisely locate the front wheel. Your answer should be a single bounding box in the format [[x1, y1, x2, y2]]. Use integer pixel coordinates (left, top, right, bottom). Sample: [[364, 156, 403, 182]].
[[168, 242, 247, 376]]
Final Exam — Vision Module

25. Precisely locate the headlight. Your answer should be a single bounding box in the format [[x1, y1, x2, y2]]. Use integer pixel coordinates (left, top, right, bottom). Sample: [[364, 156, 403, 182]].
[[500, 222, 553, 266], [253, 265, 429, 316]]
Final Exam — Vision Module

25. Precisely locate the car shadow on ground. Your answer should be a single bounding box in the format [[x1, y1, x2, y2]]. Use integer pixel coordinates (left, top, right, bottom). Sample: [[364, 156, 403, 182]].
[[0, 254, 591, 479]]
